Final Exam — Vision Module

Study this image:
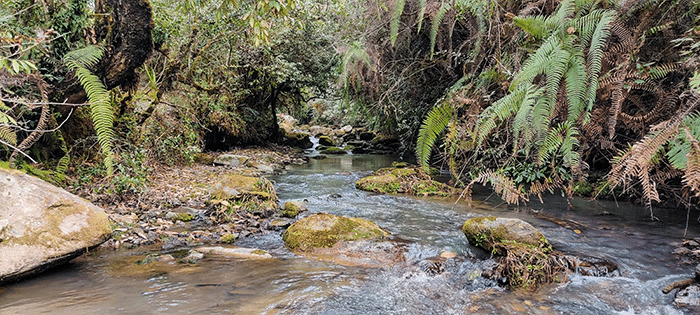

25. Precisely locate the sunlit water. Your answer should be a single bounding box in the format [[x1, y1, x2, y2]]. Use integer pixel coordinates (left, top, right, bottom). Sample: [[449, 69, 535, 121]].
[[1, 154, 698, 314]]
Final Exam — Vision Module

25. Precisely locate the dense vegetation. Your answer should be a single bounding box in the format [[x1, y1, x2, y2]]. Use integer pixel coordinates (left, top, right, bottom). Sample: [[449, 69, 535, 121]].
[[1, 0, 699, 214]]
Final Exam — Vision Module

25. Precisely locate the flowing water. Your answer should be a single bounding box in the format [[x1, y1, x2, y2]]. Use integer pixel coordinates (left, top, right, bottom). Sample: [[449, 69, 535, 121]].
[[1, 154, 698, 314]]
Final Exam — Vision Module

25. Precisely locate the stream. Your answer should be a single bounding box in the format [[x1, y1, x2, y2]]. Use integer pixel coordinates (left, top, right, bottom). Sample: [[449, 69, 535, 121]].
[[0, 154, 698, 314]]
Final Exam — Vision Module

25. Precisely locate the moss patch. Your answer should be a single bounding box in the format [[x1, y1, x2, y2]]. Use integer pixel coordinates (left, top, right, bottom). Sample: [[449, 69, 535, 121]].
[[219, 233, 236, 244], [282, 201, 301, 217], [355, 166, 454, 197], [282, 213, 388, 251], [319, 146, 347, 155]]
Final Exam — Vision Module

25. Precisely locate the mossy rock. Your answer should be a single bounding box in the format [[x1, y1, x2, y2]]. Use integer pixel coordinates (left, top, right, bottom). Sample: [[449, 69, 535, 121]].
[[209, 174, 278, 217], [318, 135, 335, 146], [462, 217, 551, 255], [194, 153, 215, 165], [283, 132, 313, 149], [282, 201, 307, 217], [355, 166, 454, 197], [283, 213, 389, 251], [319, 146, 347, 155]]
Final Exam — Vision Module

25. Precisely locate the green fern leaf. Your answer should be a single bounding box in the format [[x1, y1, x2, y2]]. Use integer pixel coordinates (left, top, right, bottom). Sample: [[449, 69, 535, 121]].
[[430, 1, 449, 59], [584, 10, 615, 111], [416, 0, 427, 34], [416, 102, 455, 170], [390, 0, 406, 46], [0, 109, 17, 146], [64, 45, 115, 176]]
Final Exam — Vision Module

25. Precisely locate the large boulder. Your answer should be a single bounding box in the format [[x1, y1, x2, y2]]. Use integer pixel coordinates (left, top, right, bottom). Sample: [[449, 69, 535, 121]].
[[462, 216, 551, 255], [0, 168, 112, 284], [283, 213, 388, 251]]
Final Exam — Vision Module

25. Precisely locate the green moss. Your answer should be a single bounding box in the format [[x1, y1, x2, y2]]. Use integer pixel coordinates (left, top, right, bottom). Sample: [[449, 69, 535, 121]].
[[282, 201, 300, 217], [320, 146, 347, 154], [220, 233, 236, 244], [356, 166, 454, 197], [412, 181, 452, 197], [282, 214, 388, 251], [391, 161, 409, 168], [318, 135, 335, 146], [173, 213, 194, 222], [252, 249, 267, 255]]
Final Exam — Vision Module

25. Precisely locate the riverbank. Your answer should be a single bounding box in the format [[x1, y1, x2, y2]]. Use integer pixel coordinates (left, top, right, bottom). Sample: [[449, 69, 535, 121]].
[[69, 144, 307, 251]]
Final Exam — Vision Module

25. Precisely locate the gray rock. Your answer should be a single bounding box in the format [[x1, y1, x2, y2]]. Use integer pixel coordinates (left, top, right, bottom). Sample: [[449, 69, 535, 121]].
[[0, 168, 112, 284], [182, 250, 205, 264], [214, 154, 248, 166], [257, 164, 275, 173]]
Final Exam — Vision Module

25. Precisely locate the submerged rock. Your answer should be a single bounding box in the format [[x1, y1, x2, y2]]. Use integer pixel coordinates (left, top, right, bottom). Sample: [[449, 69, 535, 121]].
[[198, 246, 273, 259], [283, 213, 388, 251], [355, 166, 454, 197], [462, 217, 551, 255], [0, 168, 112, 284]]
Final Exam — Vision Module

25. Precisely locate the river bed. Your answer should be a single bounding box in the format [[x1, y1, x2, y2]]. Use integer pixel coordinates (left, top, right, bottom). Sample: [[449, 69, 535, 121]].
[[0, 154, 697, 314]]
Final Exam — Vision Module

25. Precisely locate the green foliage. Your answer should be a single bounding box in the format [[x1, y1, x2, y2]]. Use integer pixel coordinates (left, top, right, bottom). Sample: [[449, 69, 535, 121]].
[[0, 102, 17, 148], [430, 1, 449, 59], [64, 45, 115, 175], [471, 1, 615, 184], [416, 99, 454, 170], [390, 0, 406, 46]]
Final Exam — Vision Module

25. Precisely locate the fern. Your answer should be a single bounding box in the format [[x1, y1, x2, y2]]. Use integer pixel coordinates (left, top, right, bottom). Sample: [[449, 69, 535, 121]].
[[64, 45, 115, 175], [430, 1, 449, 59], [416, 101, 454, 170], [390, 0, 406, 46], [0, 103, 17, 147], [416, 0, 427, 34]]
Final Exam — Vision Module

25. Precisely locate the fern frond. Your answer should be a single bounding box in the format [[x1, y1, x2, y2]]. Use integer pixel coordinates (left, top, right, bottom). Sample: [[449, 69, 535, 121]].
[[510, 34, 559, 89], [682, 126, 700, 197], [565, 52, 587, 122], [584, 10, 615, 111], [0, 110, 17, 146], [513, 15, 553, 40], [416, 0, 427, 34], [64, 45, 115, 175], [416, 102, 455, 170], [476, 83, 540, 146], [430, 1, 449, 59], [467, 170, 526, 205], [390, 0, 406, 46], [644, 63, 680, 80]]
